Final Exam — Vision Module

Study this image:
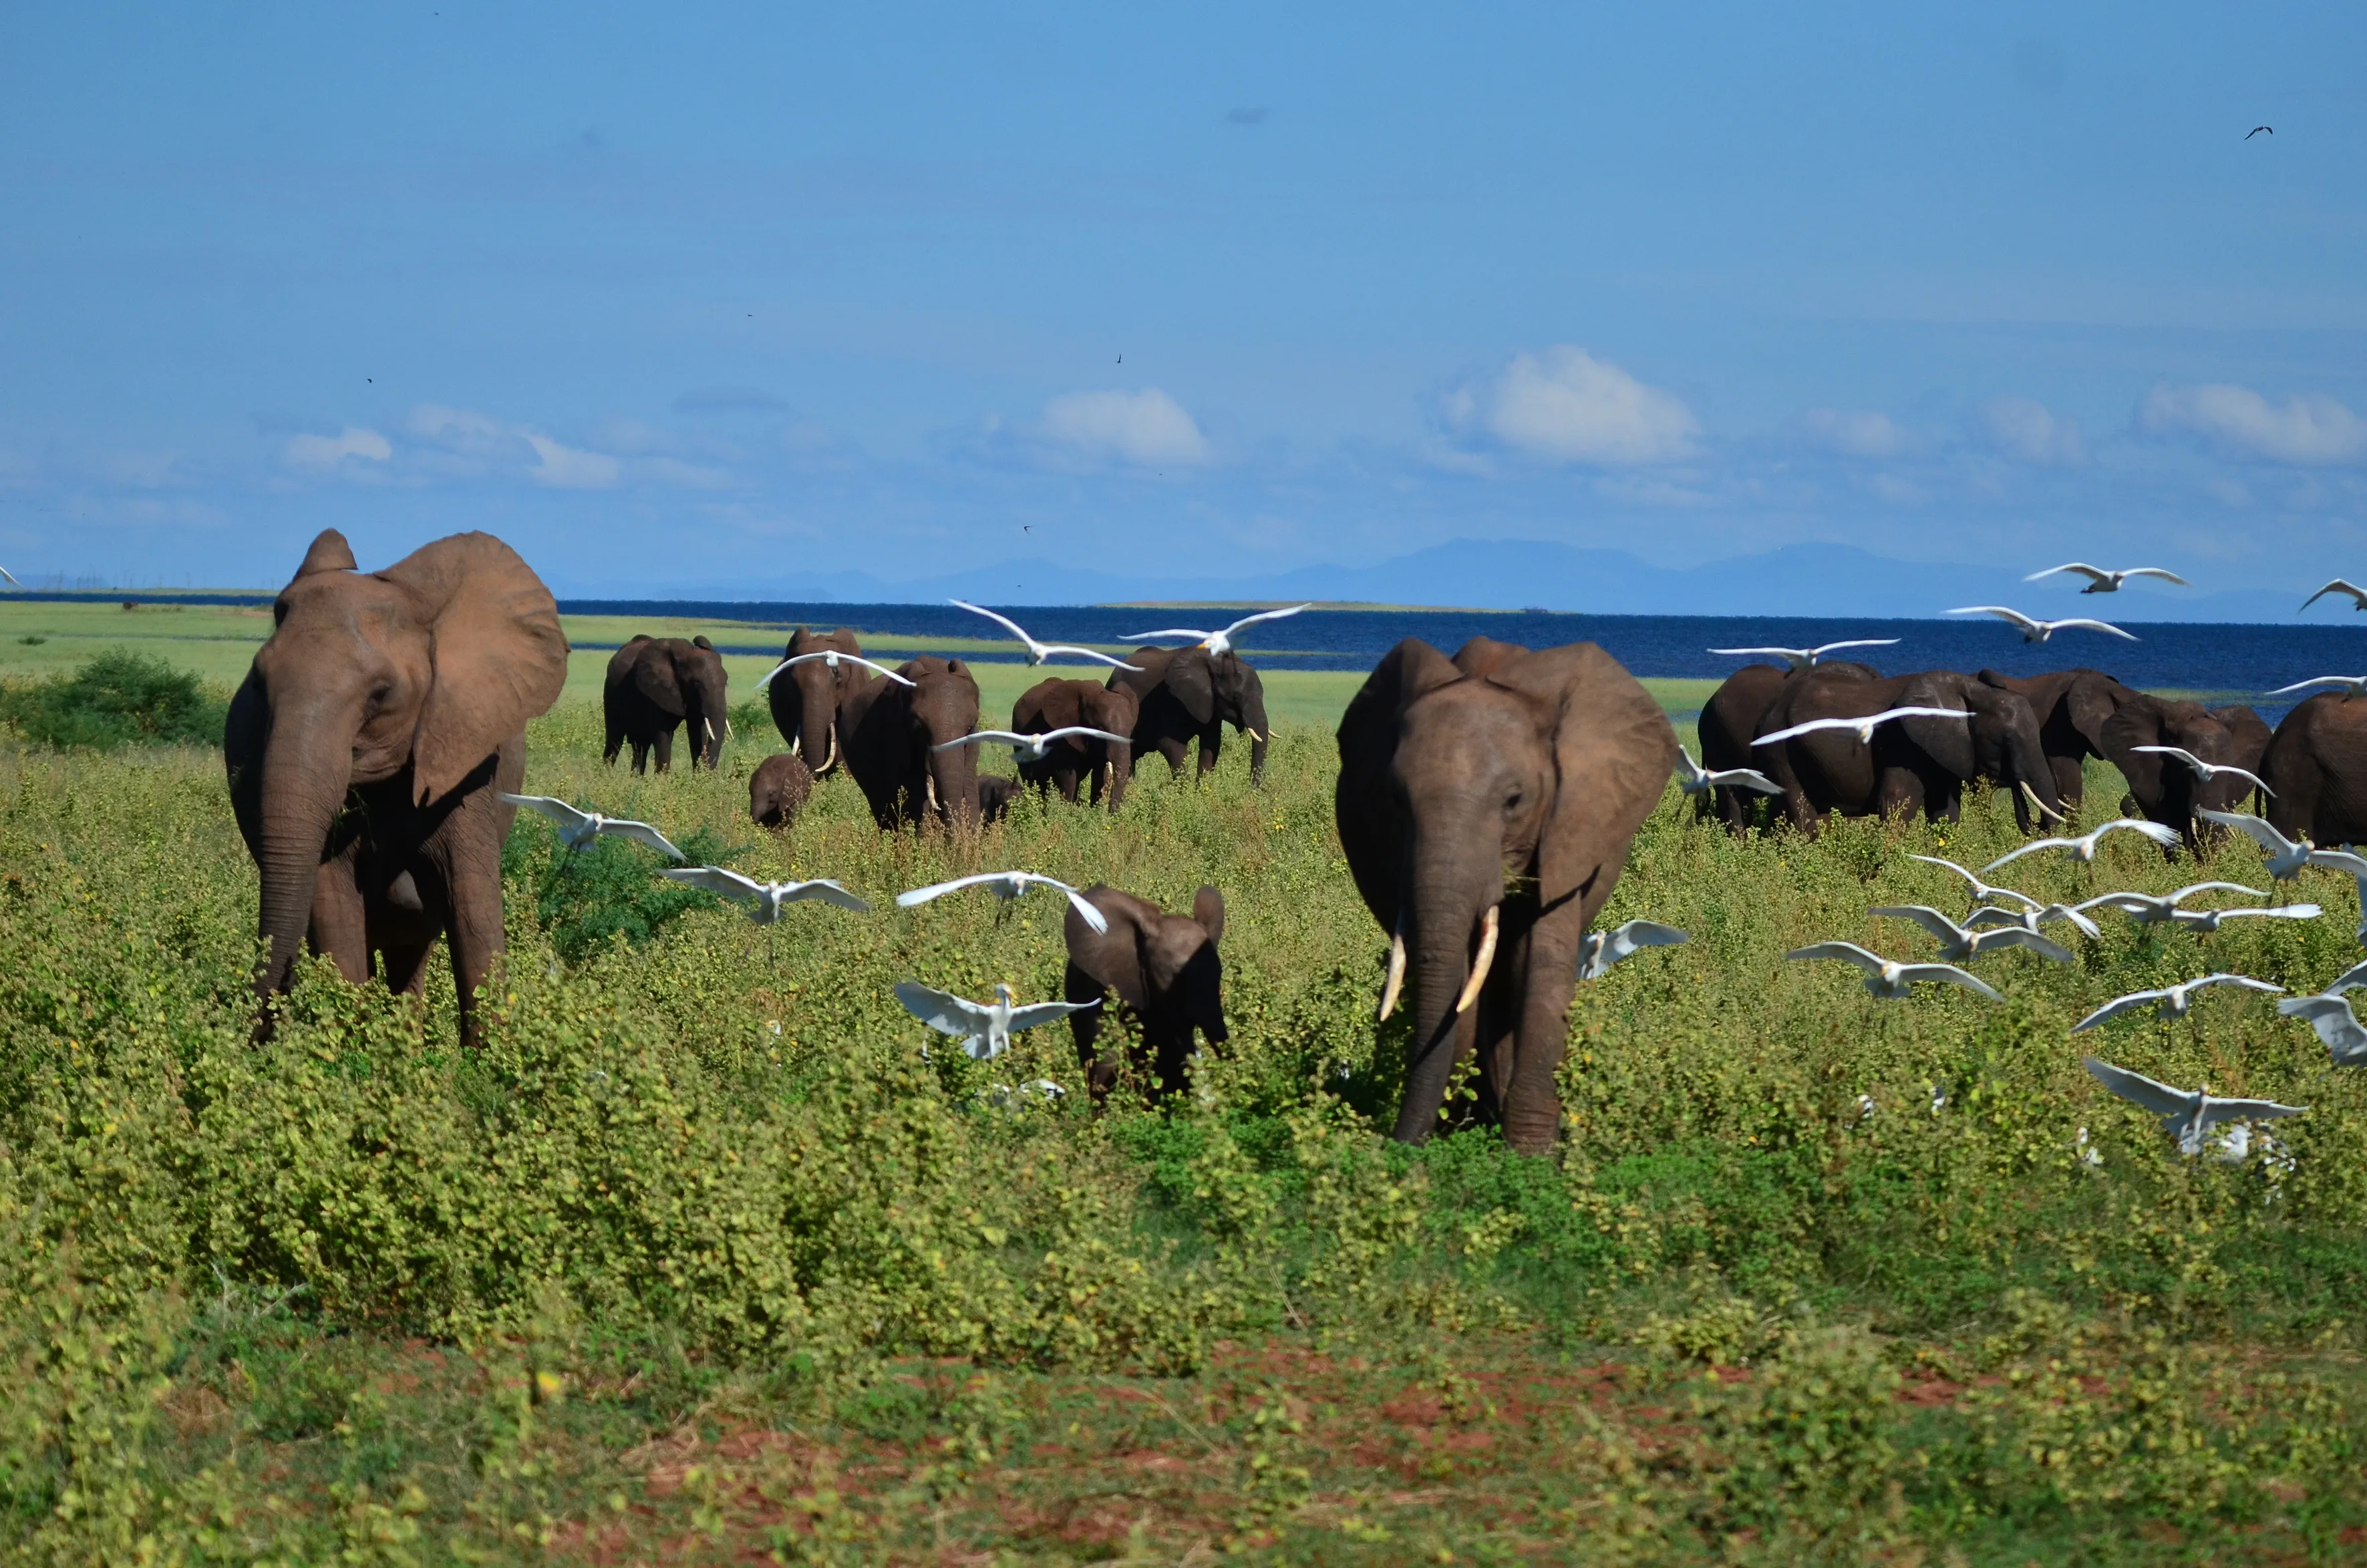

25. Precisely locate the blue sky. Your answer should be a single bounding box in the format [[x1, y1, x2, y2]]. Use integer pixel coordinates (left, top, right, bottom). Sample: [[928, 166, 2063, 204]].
[[0, 2, 2361, 601]]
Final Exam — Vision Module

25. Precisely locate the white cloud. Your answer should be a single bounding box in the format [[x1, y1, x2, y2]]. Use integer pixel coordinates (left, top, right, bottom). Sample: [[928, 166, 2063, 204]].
[[1447, 347, 1698, 466], [524, 434, 621, 489], [1800, 408, 1909, 458], [284, 427, 391, 470], [2139, 383, 2367, 466], [1040, 387, 1211, 467], [1982, 396, 2086, 466], [406, 404, 510, 455]]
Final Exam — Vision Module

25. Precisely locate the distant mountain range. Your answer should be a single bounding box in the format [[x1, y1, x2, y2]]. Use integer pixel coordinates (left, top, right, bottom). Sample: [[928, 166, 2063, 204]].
[[561, 539, 2309, 623]]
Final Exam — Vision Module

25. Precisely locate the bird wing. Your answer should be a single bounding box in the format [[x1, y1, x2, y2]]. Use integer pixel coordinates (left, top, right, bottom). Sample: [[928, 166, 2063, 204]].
[[1609, 920, 1688, 953], [1785, 941, 1885, 972], [1059, 887, 1111, 935], [936, 731, 1023, 751], [2196, 809, 2294, 852], [2308, 849, 2367, 877], [1753, 716, 1857, 746], [1215, 603, 1312, 639], [781, 879, 872, 911], [1005, 998, 1101, 1032], [1897, 964, 2004, 999], [497, 792, 592, 830], [1869, 905, 1965, 942], [1118, 626, 1213, 642], [659, 865, 764, 901], [2268, 677, 2355, 695], [2100, 818, 2184, 850], [2054, 619, 2139, 641], [2039, 904, 2103, 937], [1980, 838, 2073, 873], [2300, 580, 2367, 612], [753, 658, 798, 691], [2207, 1096, 2307, 1122], [1949, 605, 2040, 631], [2221, 903, 2322, 922], [2170, 881, 2269, 905], [605, 820, 687, 860], [0, 565, 16, 586], [1881, 706, 1975, 725], [2072, 991, 2166, 1032], [2130, 745, 2201, 769], [2193, 973, 2283, 996], [1674, 746, 1708, 784], [1039, 726, 1133, 744], [949, 599, 1038, 645], [1808, 638, 1900, 657], [896, 872, 1005, 906], [2083, 1057, 2193, 1117], [2123, 568, 2189, 585], [894, 981, 989, 1036], [1961, 905, 2025, 931], [1707, 647, 1810, 665], [848, 655, 917, 685], [1035, 646, 1131, 667], [2026, 563, 2106, 584], [2073, 891, 2161, 915], [1967, 927, 2073, 963], [1706, 767, 1785, 794], [2328, 959, 2367, 995]]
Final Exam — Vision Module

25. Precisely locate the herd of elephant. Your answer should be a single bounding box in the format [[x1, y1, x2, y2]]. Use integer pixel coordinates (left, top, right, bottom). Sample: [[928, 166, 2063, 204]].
[[213, 527, 2367, 1160]]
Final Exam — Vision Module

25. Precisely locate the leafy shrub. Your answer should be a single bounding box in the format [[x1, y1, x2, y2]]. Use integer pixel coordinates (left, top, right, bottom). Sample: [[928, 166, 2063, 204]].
[[0, 648, 228, 749], [503, 817, 732, 964]]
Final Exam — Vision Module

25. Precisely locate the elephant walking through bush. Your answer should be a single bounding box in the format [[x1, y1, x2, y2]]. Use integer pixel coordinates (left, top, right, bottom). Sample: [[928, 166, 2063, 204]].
[[768, 626, 866, 774], [1335, 637, 1678, 1152], [1979, 668, 2270, 843], [604, 635, 728, 773], [1754, 669, 2065, 833], [1013, 677, 1136, 810], [1108, 645, 1271, 785], [1063, 883, 1227, 1102], [839, 655, 983, 830], [1697, 660, 1880, 830], [224, 529, 569, 1049]]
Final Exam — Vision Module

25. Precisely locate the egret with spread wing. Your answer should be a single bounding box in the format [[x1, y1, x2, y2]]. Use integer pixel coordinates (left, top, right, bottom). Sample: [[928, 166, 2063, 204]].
[[1577, 921, 1688, 980], [498, 794, 686, 860], [754, 650, 913, 690], [1962, 901, 2102, 939], [2024, 563, 2188, 594], [2279, 992, 2367, 1066], [2072, 975, 2283, 1032], [949, 601, 1130, 668], [1948, 606, 2139, 643], [1674, 745, 1782, 798], [1754, 707, 1971, 748], [2167, 902, 2321, 934], [1120, 604, 1311, 657], [1907, 854, 2042, 911], [934, 726, 1134, 763], [1784, 941, 2004, 1001], [2302, 848, 2367, 943], [2074, 881, 2270, 925], [2131, 745, 2272, 797], [659, 867, 871, 920], [895, 981, 1098, 1060], [897, 869, 1110, 933], [2083, 1057, 2305, 1157], [1869, 907, 2074, 964], [2197, 809, 2315, 879], [2269, 675, 2367, 700], [2300, 580, 2367, 614], [1704, 639, 1899, 671], [1982, 818, 2181, 872]]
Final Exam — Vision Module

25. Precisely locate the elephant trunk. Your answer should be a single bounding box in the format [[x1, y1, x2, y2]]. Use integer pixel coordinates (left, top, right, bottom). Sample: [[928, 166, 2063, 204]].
[[925, 734, 979, 828], [253, 717, 351, 1007], [1241, 687, 1272, 786], [1391, 863, 1502, 1144], [802, 678, 839, 774]]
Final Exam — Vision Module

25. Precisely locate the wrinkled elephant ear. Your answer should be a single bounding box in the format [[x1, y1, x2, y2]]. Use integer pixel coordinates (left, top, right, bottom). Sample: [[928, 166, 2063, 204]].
[[2065, 673, 2123, 751], [2099, 693, 2171, 804], [1896, 676, 1979, 780], [1065, 886, 1150, 1010], [1492, 643, 1678, 913], [379, 532, 570, 804], [1166, 651, 1219, 726], [1335, 639, 1461, 933]]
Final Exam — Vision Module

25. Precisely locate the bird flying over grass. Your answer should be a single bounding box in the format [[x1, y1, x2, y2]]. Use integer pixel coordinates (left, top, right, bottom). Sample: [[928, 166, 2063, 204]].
[[895, 981, 1097, 1060], [1754, 707, 1970, 748], [1120, 604, 1311, 657], [1674, 746, 1782, 797], [950, 601, 1131, 668], [658, 867, 871, 921], [1704, 639, 1898, 671], [1869, 907, 2074, 964], [1577, 920, 1689, 979], [2279, 992, 2367, 1066], [2083, 1056, 2304, 1157], [1785, 941, 2003, 1001], [2130, 745, 2271, 796], [2197, 810, 2315, 879], [897, 870, 1110, 933], [1982, 818, 2181, 872], [933, 727, 1134, 762], [498, 794, 685, 860], [2072, 975, 2283, 1032]]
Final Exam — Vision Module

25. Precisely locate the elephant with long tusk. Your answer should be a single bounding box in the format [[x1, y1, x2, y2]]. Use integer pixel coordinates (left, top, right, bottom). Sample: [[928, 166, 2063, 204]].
[[766, 626, 868, 776], [1337, 637, 1678, 1153], [838, 654, 983, 830], [1107, 643, 1273, 786]]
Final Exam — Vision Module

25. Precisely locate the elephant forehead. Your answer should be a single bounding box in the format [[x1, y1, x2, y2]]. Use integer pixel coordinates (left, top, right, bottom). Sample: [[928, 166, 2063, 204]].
[[1398, 679, 1549, 749]]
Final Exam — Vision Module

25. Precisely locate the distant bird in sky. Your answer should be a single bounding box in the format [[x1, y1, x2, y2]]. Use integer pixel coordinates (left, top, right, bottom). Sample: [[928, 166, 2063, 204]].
[[2246, 125, 2273, 139], [2299, 579, 2367, 613], [1870, 906, 2074, 964], [498, 794, 685, 860], [1121, 604, 1312, 657], [2165, 901, 2320, 934], [2073, 974, 2285, 1032], [2279, 991, 2367, 1066], [2269, 675, 2367, 700], [1577, 920, 1689, 979], [2074, 881, 2270, 926], [658, 867, 871, 921], [951, 600, 1130, 667], [895, 981, 1097, 1061], [0, 565, 17, 587], [933, 726, 1133, 763], [1785, 941, 2004, 1001], [1982, 818, 2182, 872], [2024, 563, 2189, 593], [2083, 1056, 2304, 1156], [1948, 605, 2139, 643], [897, 869, 1110, 933], [2197, 809, 2315, 879], [2130, 745, 2272, 797], [1706, 638, 1899, 671], [754, 649, 913, 690], [1908, 854, 2043, 911], [1754, 706, 1970, 748], [1673, 746, 1782, 798]]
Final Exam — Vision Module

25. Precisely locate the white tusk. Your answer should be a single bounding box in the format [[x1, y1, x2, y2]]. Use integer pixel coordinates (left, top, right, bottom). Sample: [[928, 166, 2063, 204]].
[[703, 716, 716, 744], [1455, 906, 1499, 1015], [819, 723, 838, 774], [1378, 923, 1407, 1022], [2020, 780, 2066, 824], [925, 770, 939, 812]]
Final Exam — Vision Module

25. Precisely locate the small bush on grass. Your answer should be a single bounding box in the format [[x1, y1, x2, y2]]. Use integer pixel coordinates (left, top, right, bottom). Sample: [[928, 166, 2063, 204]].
[[0, 648, 228, 749]]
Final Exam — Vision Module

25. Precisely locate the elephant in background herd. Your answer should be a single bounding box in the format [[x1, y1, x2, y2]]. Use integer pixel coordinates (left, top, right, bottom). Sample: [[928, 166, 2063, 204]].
[[604, 634, 728, 773], [225, 529, 569, 1050], [1013, 677, 1136, 810], [2265, 693, 2367, 848], [840, 655, 983, 830], [1110, 645, 1271, 786], [767, 625, 865, 775]]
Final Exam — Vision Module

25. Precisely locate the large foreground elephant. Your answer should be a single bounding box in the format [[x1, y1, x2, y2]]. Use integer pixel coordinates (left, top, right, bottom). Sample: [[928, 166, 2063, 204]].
[[767, 626, 865, 774], [1109, 645, 1271, 785], [1697, 661, 1879, 830], [2263, 694, 2367, 846], [1336, 637, 1678, 1152], [1755, 669, 2065, 832], [1012, 677, 1136, 810], [224, 529, 569, 1048], [840, 655, 983, 829], [604, 635, 728, 773]]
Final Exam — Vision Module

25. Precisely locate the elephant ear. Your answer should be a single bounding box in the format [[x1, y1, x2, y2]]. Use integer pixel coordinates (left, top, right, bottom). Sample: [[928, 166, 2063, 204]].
[[293, 528, 357, 579], [378, 532, 570, 805], [1492, 643, 1678, 917], [1452, 636, 1530, 679], [691, 635, 714, 651], [1335, 639, 1462, 933], [1895, 675, 1979, 780], [1192, 886, 1225, 943], [2099, 691, 2171, 802], [2064, 673, 2123, 751], [1165, 651, 1219, 726], [1065, 886, 1150, 1011], [633, 643, 686, 710]]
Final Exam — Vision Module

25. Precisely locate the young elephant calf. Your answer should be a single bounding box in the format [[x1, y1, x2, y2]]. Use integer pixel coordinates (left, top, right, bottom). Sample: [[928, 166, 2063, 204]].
[[1062, 884, 1227, 1102], [749, 752, 814, 830]]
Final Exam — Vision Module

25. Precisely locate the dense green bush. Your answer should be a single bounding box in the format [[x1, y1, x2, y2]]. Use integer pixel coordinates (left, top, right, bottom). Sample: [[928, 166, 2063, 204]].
[[0, 648, 228, 750]]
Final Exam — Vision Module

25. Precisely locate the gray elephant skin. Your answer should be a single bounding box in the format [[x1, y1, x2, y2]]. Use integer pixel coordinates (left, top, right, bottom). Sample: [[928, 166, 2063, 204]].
[[1013, 677, 1137, 810], [1335, 638, 1678, 1153], [1063, 883, 1227, 1102], [1979, 668, 2269, 841], [1697, 661, 1880, 830], [224, 529, 569, 1048], [604, 634, 728, 773], [768, 625, 864, 774], [1108, 645, 1271, 785], [1754, 669, 2065, 832], [2264, 694, 2367, 846], [749, 752, 814, 830], [839, 655, 983, 830]]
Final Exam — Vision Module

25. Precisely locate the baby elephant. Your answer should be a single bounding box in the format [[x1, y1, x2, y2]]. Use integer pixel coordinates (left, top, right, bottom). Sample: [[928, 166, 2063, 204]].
[[1062, 884, 1227, 1102], [976, 774, 1020, 824], [749, 752, 814, 830]]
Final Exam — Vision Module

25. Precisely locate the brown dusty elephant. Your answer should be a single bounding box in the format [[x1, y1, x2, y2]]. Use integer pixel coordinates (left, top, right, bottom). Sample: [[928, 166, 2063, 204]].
[[2263, 695, 2367, 846], [1108, 645, 1271, 785], [1063, 884, 1227, 1103], [1754, 669, 2066, 833], [838, 655, 982, 830], [766, 626, 865, 775], [1697, 661, 1881, 830], [749, 752, 814, 830], [224, 529, 568, 1048], [1335, 638, 1678, 1152], [603, 635, 728, 773], [1012, 677, 1137, 810]]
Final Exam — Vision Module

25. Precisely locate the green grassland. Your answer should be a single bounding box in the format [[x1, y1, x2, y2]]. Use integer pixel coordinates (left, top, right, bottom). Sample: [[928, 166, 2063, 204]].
[[5, 636, 2367, 1561]]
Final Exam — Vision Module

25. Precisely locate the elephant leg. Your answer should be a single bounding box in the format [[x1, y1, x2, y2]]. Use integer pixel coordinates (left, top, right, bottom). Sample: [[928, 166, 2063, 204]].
[[377, 937, 436, 997], [630, 738, 650, 774], [1056, 766, 1082, 804], [440, 827, 510, 1053], [309, 840, 371, 985], [1500, 910, 1590, 1155], [1157, 736, 1190, 778], [1066, 964, 1118, 1102], [653, 726, 674, 774], [1877, 768, 1924, 823], [1149, 1022, 1195, 1104], [1196, 728, 1221, 779]]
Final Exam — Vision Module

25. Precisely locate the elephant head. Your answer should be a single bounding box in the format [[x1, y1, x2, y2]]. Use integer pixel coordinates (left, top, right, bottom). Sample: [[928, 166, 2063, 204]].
[[2100, 691, 2244, 842], [1896, 673, 2066, 832], [1336, 637, 1677, 1152], [840, 655, 982, 828], [1064, 884, 1227, 1101], [1013, 677, 1136, 808], [1976, 667, 2122, 809], [769, 626, 862, 774], [1120, 646, 1271, 784], [224, 529, 568, 1007], [749, 751, 814, 830]]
